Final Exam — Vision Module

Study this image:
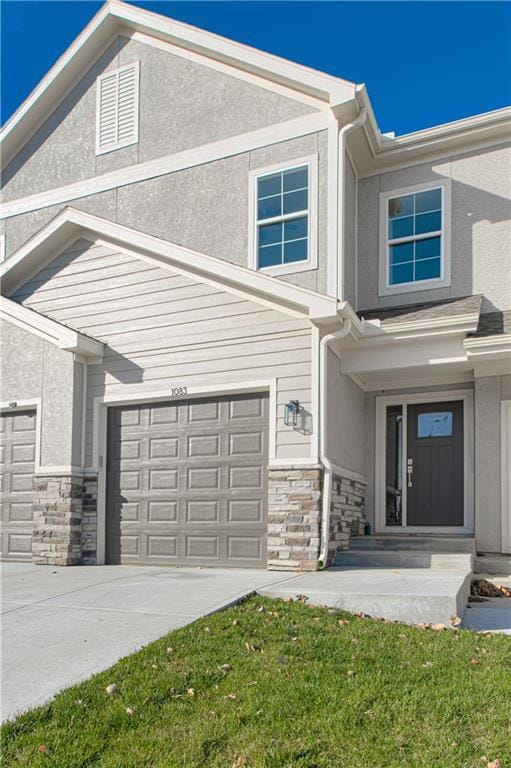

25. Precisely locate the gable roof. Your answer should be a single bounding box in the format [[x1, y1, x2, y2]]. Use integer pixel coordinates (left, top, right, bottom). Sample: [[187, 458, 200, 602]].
[[0, 207, 338, 322], [0, 0, 356, 168]]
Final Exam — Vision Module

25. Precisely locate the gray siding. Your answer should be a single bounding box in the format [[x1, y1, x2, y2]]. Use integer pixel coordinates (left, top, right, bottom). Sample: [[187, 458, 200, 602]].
[[357, 142, 511, 312], [13, 240, 315, 466], [0, 320, 79, 467], [2, 35, 316, 202]]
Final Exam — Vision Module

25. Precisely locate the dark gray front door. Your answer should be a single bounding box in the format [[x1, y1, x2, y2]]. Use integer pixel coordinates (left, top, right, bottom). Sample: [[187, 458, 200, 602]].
[[106, 393, 269, 567], [406, 401, 464, 526]]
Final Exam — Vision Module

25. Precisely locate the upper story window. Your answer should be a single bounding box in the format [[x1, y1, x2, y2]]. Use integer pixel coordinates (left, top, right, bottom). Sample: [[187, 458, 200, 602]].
[[96, 62, 140, 155], [249, 157, 318, 276], [379, 180, 451, 296]]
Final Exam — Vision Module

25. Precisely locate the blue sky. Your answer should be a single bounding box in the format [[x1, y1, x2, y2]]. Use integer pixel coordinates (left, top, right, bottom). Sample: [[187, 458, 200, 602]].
[[1, 1, 510, 134]]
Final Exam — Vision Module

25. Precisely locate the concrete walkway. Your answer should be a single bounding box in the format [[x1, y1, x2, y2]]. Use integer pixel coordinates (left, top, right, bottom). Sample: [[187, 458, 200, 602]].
[[258, 564, 471, 626], [0, 563, 300, 722]]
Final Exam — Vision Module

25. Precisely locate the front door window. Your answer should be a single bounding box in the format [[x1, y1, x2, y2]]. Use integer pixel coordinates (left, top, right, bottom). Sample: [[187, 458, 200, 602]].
[[383, 400, 464, 528]]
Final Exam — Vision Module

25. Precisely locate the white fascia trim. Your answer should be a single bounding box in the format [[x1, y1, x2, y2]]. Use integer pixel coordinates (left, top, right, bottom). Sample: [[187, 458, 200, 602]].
[[107, 1, 355, 102], [378, 179, 452, 298], [355, 87, 511, 176], [124, 29, 327, 112], [464, 334, 511, 358], [248, 155, 318, 277], [0, 208, 338, 322], [1, 111, 329, 221], [0, 296, 104, 359], [0, 0, 354, 167]]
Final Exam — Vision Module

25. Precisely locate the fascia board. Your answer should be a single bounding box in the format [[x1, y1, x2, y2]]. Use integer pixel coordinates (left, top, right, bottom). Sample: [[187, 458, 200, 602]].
[[0, 7, 118, 168], [354, 103, 511, 177], [339, 334, 469, 375], [0, 208, 338, 321], [0, 1, 355, 167], [0, 296, 104, 358], [464, 334, 511, 358], [108, 1, 355, 102]]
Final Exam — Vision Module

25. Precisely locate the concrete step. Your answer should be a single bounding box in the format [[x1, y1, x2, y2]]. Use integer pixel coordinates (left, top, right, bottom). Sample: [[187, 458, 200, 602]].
[[259, 565, 472, 626], [474, 554, 511, 576], [335, 550, 473, 570], [351, 535, 476, 554]]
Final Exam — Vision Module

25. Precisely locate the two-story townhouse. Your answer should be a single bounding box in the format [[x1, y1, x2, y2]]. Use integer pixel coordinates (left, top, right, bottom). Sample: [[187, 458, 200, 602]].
[[1, 1, 510, 571]]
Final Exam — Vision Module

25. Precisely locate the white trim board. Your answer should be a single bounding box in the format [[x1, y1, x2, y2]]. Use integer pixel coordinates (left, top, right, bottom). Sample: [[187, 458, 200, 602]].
[[0, 296, 104, 361], [502, 400, 511, 555], [374, 389, 475, 535], [0, 1, 354, 169], [0, 208, 338, 322], [1, 112, 329, 221]]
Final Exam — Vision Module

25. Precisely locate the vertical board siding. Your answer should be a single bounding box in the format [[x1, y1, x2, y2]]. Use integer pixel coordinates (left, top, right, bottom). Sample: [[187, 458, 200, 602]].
[[14, 241, 314, 465]]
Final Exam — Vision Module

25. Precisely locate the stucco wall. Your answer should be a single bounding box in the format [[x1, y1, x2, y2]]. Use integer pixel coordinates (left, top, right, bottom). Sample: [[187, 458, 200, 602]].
[[326, 348, 365, 477], [2, 35, 316, 201], [475, 374, 511, 553], [3, 128, 329, 293], [0, 319, 79, 467], [357, 142, 511, 313], [13, 239, 316, 466]]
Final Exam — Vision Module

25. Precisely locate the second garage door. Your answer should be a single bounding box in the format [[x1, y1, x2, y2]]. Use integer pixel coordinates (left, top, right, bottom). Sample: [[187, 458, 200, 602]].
[[0, 410, 36, 561], [106, 393, 269, 567]]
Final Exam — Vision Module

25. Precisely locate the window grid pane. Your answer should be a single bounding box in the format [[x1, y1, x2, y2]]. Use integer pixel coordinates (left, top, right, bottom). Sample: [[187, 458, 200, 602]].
[[387, 188, 442, 285], [256, 166, 309, 268]]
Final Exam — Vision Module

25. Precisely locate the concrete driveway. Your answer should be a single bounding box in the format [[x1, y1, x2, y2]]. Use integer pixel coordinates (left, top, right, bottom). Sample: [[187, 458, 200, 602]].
[[1, 563, 299, 722]]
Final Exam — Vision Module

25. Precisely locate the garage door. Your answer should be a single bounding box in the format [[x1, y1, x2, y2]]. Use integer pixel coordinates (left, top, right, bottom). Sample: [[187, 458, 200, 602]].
[[0, 410, 36, 561], [106, 393, 269, 567]]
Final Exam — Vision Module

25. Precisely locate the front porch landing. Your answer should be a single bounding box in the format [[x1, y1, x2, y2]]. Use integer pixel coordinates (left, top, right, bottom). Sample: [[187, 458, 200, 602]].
[[259, 561, 471, 625]]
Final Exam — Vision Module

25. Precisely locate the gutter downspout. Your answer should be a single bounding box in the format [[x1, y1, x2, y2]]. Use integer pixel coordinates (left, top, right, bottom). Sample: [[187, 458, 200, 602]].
[[337, 96, 367, 301], [318, 317, 353, 567]]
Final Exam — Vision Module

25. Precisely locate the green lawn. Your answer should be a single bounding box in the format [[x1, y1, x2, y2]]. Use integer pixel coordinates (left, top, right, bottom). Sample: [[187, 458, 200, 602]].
[[2, 597, 510, 768]]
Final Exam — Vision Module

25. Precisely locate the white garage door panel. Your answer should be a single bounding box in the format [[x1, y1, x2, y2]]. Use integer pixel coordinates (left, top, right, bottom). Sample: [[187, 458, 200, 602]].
[[106, 393, 269, 567], [0, 411, 36, 560]]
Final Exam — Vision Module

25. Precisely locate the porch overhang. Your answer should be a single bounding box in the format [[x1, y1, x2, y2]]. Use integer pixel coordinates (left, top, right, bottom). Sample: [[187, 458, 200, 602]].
[[334, 297, 511, 390]]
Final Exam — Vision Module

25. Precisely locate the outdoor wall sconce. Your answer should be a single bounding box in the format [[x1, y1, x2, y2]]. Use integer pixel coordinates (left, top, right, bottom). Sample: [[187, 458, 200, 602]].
[[284, 400, 300, 427]]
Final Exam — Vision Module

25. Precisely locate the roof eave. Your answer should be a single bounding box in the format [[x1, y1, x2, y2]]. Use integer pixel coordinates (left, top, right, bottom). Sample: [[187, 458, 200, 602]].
[[0, 0, 356, 168], [0, 207, 339, 322], [0, 296, 104, 360]]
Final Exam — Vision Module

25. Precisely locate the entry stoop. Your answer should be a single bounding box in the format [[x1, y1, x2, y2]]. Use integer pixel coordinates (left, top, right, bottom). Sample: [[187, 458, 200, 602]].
[[259, 538, 474, 626]]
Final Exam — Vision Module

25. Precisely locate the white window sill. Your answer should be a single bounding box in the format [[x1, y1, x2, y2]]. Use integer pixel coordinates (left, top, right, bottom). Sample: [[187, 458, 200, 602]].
[[257, 260, 317, 277], [379, 276, 451, 297]]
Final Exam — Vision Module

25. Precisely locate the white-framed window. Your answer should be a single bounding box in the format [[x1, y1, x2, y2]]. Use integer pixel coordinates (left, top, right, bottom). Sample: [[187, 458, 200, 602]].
[[249, 156, 318, 276], [378, 179, 451, 296], [95, 61, 140, 156]]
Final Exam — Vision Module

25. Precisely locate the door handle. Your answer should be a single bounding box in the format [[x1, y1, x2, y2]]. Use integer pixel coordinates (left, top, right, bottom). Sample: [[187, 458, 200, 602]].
[[407, 459, 413, 488]]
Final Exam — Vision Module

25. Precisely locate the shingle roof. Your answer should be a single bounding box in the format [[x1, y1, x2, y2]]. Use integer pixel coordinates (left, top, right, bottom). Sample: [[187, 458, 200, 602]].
[[470, 310, 511, 337], [357, 295, 482, 327]]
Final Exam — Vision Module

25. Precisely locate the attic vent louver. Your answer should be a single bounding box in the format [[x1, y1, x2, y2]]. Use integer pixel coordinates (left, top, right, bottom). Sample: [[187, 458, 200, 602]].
[[96, 62, 140, 155]]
